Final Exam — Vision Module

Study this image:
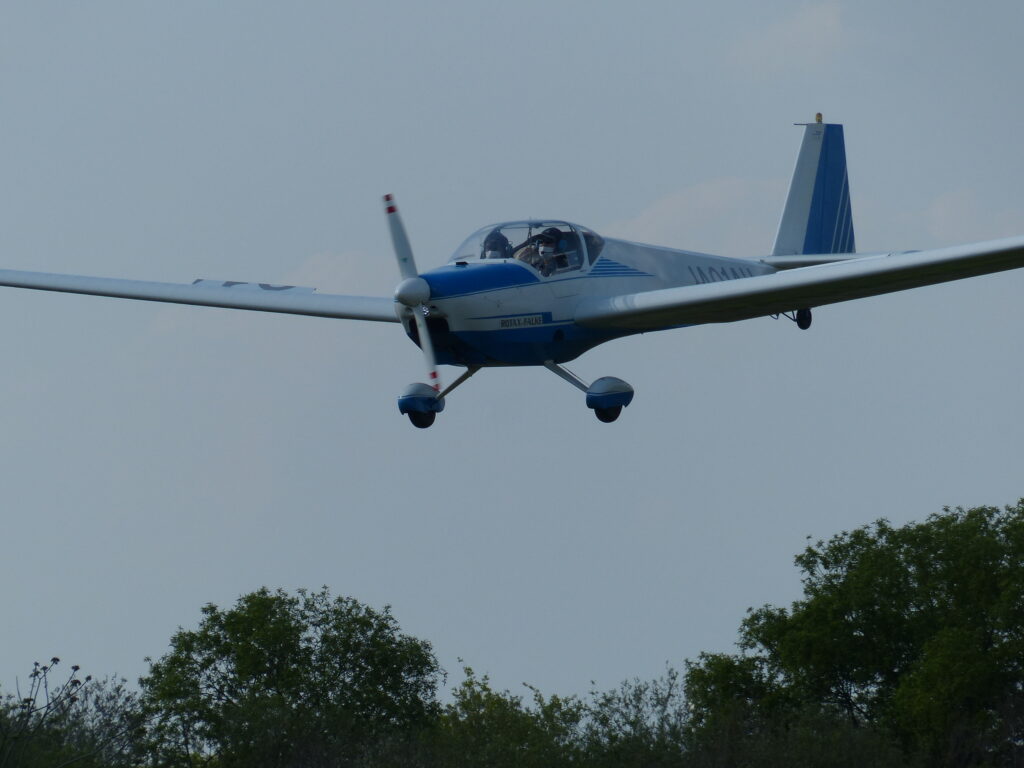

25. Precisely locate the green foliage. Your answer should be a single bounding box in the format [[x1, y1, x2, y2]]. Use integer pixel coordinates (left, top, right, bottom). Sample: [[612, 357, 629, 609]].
[[7, 501, 1024, 766], [581, 667, 688, 767], [429, 666, 584, 768], [682, 651, 795, 763], [139, 586, 443, 768], [0, 659, 142, 768], [685, 501, 1024, 766]]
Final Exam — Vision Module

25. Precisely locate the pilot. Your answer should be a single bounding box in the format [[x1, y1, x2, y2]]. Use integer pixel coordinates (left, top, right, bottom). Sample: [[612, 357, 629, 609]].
[[537, 228, 564, 274], [518, 242, 545, 273], [536, 239, 556, 276], [483, 228, 511, 259], [515, 230, 558, 275]]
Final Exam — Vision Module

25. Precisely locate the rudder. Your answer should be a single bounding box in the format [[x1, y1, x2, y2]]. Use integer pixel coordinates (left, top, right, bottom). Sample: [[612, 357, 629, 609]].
[[772, 116, 855, 255]]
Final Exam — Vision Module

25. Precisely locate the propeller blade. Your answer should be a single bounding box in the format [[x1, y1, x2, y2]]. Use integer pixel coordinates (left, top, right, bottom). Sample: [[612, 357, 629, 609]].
[[383, 194, 442, 393], [383, 194, 418, 280], [411, 306, 441, 392]]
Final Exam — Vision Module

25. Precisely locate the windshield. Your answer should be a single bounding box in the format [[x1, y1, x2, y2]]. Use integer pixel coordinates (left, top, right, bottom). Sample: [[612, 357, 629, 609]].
[[450, 220, 603, 275]]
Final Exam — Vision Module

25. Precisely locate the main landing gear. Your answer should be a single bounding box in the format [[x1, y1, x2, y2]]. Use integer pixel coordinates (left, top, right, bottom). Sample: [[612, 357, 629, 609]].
[[407, 410, 436, 429], [544, 361, 634, 423], [396, 363, 634, 428], [397, 367, 479, 429], [594, 405, 622, 423]]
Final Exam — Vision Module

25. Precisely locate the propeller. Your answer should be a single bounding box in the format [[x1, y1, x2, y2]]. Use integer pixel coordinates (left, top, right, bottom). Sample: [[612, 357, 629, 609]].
[[384, 194, 442, 393]]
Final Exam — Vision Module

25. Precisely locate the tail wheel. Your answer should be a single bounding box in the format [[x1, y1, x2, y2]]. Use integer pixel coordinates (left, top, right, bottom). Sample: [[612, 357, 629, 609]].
[[594, 406, 622, 423]]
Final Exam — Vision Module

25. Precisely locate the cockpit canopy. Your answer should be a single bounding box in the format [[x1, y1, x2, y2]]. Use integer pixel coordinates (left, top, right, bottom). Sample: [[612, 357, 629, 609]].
[[450, 220, 605, 276]]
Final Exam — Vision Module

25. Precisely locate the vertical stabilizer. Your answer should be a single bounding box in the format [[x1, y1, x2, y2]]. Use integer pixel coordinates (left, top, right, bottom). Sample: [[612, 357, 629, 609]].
[[772, 118, 855, 255]]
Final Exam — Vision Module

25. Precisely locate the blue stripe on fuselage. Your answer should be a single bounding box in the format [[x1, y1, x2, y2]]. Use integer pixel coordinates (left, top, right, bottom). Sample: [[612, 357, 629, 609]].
[[434, 323, 629, 366], [415, 260, 644, 364], [422, 262, 538, 299], [589, 259, 652, 277]]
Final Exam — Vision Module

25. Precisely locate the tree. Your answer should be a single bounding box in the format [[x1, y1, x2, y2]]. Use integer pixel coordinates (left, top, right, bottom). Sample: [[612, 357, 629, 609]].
[[429, 666, 584, 768], [580, 667, 688, 768], [139, 587, 443, 768], [682, 652, 901, 768], [0, 659, 142, 768], [684, 501, 1024, 767]]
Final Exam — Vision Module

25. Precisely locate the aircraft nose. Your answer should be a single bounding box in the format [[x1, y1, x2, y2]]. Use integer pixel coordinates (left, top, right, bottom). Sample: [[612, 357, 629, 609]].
[[421, 262, 537, 300], [394, 277, 431, 306]]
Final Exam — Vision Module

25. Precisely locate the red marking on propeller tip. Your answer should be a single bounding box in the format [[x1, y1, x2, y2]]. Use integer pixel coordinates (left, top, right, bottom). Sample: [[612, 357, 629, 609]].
[[386, 206, 397, 213], [384, 194, 393, 201]]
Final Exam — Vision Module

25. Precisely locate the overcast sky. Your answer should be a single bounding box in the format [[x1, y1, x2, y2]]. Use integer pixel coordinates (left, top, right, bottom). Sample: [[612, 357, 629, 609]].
[[2, 1, 1022, 700]]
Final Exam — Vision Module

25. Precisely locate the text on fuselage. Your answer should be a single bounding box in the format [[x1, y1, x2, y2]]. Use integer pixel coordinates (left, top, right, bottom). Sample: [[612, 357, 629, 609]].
[[687, 265, 754, 284], [499, 315, 545, 329]]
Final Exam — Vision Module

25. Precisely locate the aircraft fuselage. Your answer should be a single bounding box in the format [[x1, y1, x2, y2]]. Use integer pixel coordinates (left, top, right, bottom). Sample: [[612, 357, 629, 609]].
[[400, 236, 775, 366]]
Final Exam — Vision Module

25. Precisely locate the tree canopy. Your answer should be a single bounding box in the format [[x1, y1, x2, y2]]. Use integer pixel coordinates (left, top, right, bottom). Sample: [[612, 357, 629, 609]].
[[0, 660, 140, 768], [684, 500, 1024, 766], [139, 586, 442, 767], [5, 501, 1024, 767]]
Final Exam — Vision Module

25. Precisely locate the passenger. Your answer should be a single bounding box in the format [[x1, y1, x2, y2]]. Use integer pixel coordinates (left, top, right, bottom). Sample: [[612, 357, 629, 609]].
[[518, 242, 545, 273], [483, 228, 511, 259], [536, 237, 556, 276], [542, 227, 564, 243]]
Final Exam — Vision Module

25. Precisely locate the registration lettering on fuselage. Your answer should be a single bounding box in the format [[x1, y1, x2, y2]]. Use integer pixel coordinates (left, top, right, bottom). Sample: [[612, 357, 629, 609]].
[[499, 314, 545, 329], [687, 265, 755, 284]]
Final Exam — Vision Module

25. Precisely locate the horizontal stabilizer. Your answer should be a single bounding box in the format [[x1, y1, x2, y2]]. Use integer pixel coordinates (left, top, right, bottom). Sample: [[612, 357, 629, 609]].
[[760, 254, 871, 270]]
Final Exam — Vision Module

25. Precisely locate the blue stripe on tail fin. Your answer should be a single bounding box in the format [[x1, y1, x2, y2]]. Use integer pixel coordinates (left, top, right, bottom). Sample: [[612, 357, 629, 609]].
[[773, 121, 856, 255]]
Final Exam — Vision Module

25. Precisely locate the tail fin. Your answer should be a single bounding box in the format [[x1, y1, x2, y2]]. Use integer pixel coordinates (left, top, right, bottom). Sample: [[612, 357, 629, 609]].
[[772, 117, 855, 255]]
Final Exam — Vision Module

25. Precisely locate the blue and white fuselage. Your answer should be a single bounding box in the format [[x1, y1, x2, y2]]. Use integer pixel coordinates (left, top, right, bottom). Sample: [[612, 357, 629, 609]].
[[402, 220, 774, 367]]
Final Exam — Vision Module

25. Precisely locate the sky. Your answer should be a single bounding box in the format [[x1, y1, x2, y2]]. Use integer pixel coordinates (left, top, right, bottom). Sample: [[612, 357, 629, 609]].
[[1, 1, 1023, 701]]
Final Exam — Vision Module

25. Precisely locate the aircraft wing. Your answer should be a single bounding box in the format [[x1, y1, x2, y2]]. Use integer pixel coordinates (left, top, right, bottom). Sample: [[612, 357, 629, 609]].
[[0, 268, 398, 322], [575, 236, 1024, 330]]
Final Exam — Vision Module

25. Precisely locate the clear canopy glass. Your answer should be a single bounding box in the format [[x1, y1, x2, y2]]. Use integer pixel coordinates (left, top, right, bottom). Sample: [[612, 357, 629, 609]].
[[450, 220, 605, 275]]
